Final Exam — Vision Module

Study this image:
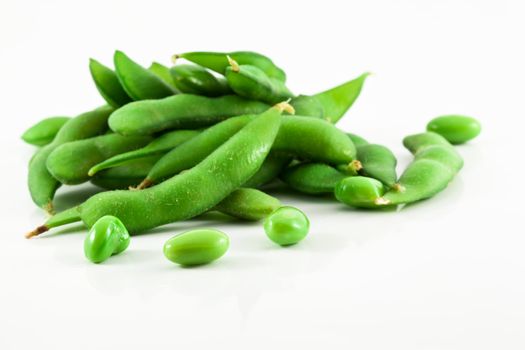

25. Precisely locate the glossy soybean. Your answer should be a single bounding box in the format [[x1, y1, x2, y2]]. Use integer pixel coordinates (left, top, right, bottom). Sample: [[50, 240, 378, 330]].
[[89, 58, 132, 108], [84, 216, 130, 264], [164, 229, 229, 266], [426, 115, 481, 144], [22, 116, 70, 146], [264, 206, 310, 246], [170, 64, 231, 96]]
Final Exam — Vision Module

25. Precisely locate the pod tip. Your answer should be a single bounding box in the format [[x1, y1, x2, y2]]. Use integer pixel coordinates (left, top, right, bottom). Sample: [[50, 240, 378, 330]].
[[226, 55, 240, 72], [25, 225, 48, 239], [274, 101, 295, 114], [135, 178, 153, 190], [374, 197, 391, 206], [349, 160, 362, 172], [171, 54, 180, 64], [43, 202, 55, 215], [392, 183, 405, 192]]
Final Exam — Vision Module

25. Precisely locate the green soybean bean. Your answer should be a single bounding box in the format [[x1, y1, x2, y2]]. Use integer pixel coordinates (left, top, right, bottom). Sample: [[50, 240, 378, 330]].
[[108, 94, 269, 135], [170, 64, 231, 97], [47, 133, 152, 185], [148, 62, 178, 90], [91, 156, 161, 190], [264, 206, 310, 246], [355, 143, 398, 189], [27, 103, 285, 237], [137, 114, 356, 188], [280, 163, 347, 194], [176, 51, 286, 82], [22, 116, 70, 146], [163, 229, 229, 266], [347, 132, 369, 147], [426, 115, 481, 144], [89, 58, 132, 108], [84, 215, 130, 264], [114, 50, 176, 100], [335, 176, 386, 208], [28, 106, 113, 213], [88, 129, 200, 176], [243, 153, 291, 188], [225, 56, 293, 104], [214, 188, 281, 221]]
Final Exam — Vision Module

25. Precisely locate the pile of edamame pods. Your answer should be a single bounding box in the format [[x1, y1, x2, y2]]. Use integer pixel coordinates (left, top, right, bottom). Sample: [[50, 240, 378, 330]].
[[22, 50, 481, 266]]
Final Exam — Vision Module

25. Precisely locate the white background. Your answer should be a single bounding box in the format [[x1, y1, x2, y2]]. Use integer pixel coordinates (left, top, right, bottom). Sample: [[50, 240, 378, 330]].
[[1, 0, 524, 349]]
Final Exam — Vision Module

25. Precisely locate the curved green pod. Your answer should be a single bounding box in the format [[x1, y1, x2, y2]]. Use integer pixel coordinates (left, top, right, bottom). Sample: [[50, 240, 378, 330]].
[[27, 104, 285, 237], [28, 105, 113, 213], [426, 115, 481, 144], [170, 64, 231, 97], [47, 133, 152, 185], [148, 62, 178, 90], [114, 50, 176, 100], [164, 229, 229, 266], [89, 58, 132, 108], [355, 143, 398, 189], [214, 188, 281, 221], [347, 133, 369, 147], [176, 50, 286, 82], [22, 116, 70, 146], [84, 216, 130, 264], [280, 163, 347, 194], [290, 95, 325, 119], [225, 57, 293, 104], [108, 94, 269, 135], [88, 129, 200, 176], [243, 153, 291, 188], [91, 155, 161, 190]]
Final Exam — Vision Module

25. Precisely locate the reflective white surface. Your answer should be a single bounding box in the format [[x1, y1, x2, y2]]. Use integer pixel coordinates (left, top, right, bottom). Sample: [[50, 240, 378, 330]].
[[1, 0, 525, 349]]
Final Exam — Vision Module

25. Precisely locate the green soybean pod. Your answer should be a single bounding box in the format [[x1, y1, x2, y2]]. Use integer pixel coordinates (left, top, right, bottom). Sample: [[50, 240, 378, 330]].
[[355, 143, 398, 189], [290, 95, 325, 119], [280, 163, 347, 194], [402, 131, 450, 154], [164, 229, 229, 266], [108, 94, 269, 135], [347, 133, 369, 147], [22, 116, 71, 146], [84, 215, 131, 264], [88, 129, 200, 176], [148, 62, 178, 90], [176, 51, 286, 82], [89, 58, 132, 108], [114, 50, 176, 100], [243, 153, 291, 188], [225, 57, 293, 105], [214, 188, 281, 221], [46, 133, 152, 185], [426, 115, 481, 144], [26, 103, 285, 237], [170, 64, 231, 97], [91, 155, 162, 190], [28, 105, 113, 213], [335, 176, 387, 208]]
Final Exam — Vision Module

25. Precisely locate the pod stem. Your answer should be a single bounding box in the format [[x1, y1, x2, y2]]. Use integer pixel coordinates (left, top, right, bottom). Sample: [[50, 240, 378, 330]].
[[274, 100, 295, 114], [44, 202, 55, 215], [227, 55, 240, 72], [346, 160, 362, 175], [136, 178, 153, 190], [171, 54, 180, 64], [391, 183, 406, 192], [374, 197, 391, 206], [25, 225, 49, 239]]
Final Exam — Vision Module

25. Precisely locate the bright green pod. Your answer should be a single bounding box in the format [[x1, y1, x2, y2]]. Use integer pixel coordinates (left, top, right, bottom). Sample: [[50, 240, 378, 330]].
[[163, 229, 229, 266], [22, 116, 70, 146], [84, 216, 130, 264], [90, 155, 162, 190], [170, 64, 231, 97], [114, 50, 176, 100], [335, 176, 386, 208], [289, 95, 325, 119], [47, 133, 152, 185], [347, 132, 369, 147], [28, 106, 113, 213], [264, 206, 310, 246], [280, 163, 347, 194], [148, 62, 178, 90], [176, 51, 286, 82], [108, 94, 269, 135], [355, 143, 398, 189], [225, 57, 293, 105], [88, 129, 200, 176], [243, 153, 291, 188], [27, 103, 285, 237], [89, 58, 132, 108], [402, 131, 450, 153], [426, 115, 481, 144], [214, 188, 281, 221]]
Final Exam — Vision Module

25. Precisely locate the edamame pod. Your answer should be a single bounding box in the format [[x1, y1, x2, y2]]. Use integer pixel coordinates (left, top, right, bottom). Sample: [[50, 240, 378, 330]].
[[225, 57, 293, 104], [91, 156, 162, 190], [27, 103, 287, 237], [290, 95, 325, 119], [176, 51, 286, 82], [114, 50, 176, 100], [280, 163, 347, 194], [88, 129, 200, 175], [47, 133, 152, 185], [355, 143, 398, 189], [28, 105, 113, 213], [214, 188, 281, 221], [426, 115, 481, 144], [22, 116, 70, 146], [148, 62, 178, 90], [164, 229, 229, 266], [347, 133, 369, 147], [243, 153, 291, 188], [108, 94, 269, 135], [170, 64, 231, 97], [89, 58, 132, 108]]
